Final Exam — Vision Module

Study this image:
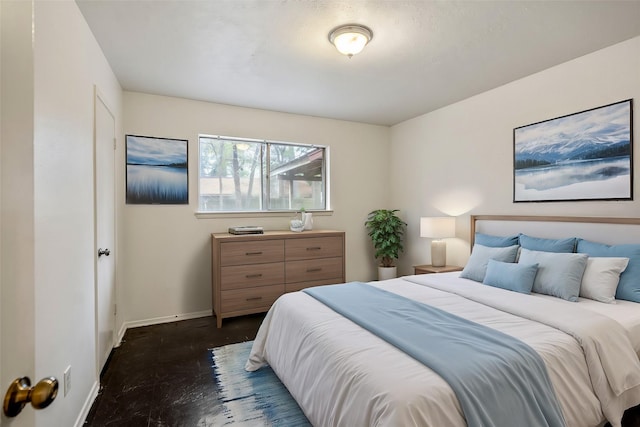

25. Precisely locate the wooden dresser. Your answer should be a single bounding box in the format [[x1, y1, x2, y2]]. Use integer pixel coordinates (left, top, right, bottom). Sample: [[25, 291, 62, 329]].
[[211, 230, 345, 328]]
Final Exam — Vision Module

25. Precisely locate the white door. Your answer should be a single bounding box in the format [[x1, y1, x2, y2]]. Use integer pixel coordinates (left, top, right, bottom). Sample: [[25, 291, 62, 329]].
[[95, 89, 116, 374], [1, 1, 37, 425]]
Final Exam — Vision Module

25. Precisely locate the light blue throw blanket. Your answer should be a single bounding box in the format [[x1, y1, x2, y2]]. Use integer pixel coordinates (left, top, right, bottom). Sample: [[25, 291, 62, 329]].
[[303, 282, 566, 427]]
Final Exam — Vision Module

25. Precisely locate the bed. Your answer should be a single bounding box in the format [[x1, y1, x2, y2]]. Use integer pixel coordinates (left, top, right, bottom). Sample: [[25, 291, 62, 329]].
[[246, 215, 640, 427]]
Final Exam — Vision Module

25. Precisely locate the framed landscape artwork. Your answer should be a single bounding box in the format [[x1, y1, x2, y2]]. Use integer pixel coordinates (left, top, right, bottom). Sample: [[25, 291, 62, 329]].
[[126, 135, 189, 204], [513, 99, 633, 202]]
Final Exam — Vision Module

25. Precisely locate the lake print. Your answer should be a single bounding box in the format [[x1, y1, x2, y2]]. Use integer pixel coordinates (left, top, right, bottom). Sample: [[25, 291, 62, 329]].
[[514, 157, 630, 201], [514, 100, 632, 202], [126, 135, 188, 204]]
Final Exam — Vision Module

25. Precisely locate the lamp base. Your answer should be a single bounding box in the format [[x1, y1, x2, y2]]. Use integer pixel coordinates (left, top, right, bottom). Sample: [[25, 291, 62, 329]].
[[431, 240, 447, 267]]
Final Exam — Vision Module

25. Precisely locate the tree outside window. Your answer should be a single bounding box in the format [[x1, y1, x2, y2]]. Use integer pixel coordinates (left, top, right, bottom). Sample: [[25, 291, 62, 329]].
[[198, 136, 326, 212]]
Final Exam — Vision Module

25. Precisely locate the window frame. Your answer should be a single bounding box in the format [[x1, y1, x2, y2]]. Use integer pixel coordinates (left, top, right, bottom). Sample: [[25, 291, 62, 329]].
[[196, 134, 330, 216]]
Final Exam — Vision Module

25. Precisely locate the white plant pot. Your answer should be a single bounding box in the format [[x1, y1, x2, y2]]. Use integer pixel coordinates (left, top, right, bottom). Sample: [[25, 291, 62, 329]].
[[378, 266, 397, 281]]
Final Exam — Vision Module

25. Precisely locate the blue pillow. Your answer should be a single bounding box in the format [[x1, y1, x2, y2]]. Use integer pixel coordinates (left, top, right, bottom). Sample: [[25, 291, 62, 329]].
[[576, 239, 640, 303], [518, 248, 587, 302], [460, 244, 519, 283], [483, 259, 538, 294], [475, 232, 520, 248], [519, 234, 576, 253]]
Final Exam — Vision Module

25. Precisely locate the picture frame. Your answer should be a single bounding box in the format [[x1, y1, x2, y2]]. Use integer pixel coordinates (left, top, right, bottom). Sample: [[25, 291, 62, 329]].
[[126, 134, 189, 204], [513, 99, 633, 203]]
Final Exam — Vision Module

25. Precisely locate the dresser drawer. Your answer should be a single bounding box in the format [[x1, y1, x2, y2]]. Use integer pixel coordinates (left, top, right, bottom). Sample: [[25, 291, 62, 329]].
[[221, 285, 284, 313], [286, 257, 343, 283], [286, 278, 344, 293], [220, 240, 284, 266], [285, 236, 343, 261], [221, 263, 285, 290]]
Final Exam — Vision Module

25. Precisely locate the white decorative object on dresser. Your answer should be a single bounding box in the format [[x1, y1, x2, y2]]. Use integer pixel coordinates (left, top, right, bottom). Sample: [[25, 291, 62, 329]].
[[211, 230, 345, 328]]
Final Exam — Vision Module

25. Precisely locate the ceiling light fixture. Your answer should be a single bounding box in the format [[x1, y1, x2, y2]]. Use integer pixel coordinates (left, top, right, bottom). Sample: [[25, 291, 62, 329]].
[[328, 24, 373, 58]]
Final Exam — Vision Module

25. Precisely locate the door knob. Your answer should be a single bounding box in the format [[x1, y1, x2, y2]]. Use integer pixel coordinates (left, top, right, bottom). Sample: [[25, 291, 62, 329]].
[[98, 248, 111, 257], [3, 376, 58, 417]]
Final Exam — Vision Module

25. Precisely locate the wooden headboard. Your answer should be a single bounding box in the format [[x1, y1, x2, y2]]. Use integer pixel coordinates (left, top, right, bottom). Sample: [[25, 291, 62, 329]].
[[470, 215, 640, 248]]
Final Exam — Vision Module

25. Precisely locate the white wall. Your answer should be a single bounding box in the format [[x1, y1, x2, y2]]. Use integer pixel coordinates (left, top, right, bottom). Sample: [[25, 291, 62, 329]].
[[33, 2, 122, 426], [122, 92, 389, 324], [390, 36, 640, 276]]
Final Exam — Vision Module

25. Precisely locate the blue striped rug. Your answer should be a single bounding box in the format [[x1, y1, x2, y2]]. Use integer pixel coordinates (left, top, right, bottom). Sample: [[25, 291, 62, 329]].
[[211, 341, 311, 426]]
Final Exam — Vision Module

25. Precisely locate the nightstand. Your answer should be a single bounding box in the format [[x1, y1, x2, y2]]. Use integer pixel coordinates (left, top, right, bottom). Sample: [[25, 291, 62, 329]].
[[413, 264, 463, 275]]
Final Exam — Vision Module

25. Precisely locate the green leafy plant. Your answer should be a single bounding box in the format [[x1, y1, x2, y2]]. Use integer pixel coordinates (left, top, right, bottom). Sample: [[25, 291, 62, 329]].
[[365, 209, 407, 268]]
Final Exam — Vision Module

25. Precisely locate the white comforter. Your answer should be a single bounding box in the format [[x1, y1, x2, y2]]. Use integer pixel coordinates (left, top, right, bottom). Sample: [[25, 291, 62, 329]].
[[246, 274, 640, 427]]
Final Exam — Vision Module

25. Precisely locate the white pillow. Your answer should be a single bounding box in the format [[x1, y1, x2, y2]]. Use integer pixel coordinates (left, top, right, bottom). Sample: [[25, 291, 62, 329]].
[[518, 249, 588, 302], [580, 257, 629, 304]]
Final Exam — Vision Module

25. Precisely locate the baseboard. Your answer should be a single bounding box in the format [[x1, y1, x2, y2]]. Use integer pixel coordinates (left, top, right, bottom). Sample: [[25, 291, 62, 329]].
[[115, 321, 127, 347], [75, 380, 99, 427], [118, 309, 213, 341]]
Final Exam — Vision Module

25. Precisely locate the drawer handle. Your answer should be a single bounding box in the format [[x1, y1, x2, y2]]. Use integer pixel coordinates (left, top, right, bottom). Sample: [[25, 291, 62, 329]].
[[245, 251, 263, 255], [307, 268, 322, 273], [246, 297, 263, 301], [246, 274, 263, 278], [306, 247, 322, 251]]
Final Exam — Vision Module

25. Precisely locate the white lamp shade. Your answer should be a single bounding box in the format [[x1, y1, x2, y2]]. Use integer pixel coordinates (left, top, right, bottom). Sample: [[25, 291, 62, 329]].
[[420, 217, 455, 239], [333, 32, 368, 55]]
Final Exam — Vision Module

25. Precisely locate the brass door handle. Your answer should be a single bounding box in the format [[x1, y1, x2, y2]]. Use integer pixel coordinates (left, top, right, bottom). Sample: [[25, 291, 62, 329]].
[[3, 376, 58, 417]]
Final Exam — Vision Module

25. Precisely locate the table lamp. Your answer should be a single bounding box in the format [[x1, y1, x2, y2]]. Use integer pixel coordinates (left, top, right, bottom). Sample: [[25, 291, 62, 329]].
[[420, 217, 456, 267]]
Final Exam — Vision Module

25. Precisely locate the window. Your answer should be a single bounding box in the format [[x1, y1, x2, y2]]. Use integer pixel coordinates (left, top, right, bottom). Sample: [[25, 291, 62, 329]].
[[198, 135, 327, 212]]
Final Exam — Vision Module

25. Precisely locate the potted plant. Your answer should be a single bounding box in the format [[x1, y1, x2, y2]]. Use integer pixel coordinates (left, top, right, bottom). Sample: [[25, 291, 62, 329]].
[[365, 209, 407, 280]]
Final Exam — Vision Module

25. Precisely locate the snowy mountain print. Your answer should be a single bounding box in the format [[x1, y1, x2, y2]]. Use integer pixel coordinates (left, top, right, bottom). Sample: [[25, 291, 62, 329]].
[[513, 100, 632, 202]]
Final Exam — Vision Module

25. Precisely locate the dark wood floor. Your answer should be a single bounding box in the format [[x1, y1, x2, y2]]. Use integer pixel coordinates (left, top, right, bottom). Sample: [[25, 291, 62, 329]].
[[84, 314, 266, 426], [85, 314, 640, 427]]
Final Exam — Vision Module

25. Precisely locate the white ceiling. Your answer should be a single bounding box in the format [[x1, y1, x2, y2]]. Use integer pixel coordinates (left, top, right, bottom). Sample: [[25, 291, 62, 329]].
[[76, 0, 640, 126]]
